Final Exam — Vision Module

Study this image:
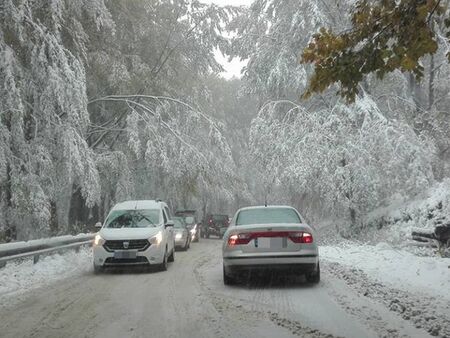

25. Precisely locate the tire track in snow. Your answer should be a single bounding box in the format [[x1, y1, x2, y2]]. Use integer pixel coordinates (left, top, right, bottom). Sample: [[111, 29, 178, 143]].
[[193, 241, 340, 338]]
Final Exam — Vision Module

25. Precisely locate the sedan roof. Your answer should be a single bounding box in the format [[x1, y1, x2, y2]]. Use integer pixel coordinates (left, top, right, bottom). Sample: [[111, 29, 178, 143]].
[[237, 205, 296, 212]]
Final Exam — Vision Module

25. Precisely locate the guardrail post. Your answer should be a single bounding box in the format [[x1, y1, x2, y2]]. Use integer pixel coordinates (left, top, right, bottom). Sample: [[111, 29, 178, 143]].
[[33, 254, 40, 264]]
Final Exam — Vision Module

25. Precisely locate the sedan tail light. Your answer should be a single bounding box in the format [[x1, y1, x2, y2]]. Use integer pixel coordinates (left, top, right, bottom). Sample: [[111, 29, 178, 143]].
[[227, 233, 252, 246], [288, 232, 313, 244]]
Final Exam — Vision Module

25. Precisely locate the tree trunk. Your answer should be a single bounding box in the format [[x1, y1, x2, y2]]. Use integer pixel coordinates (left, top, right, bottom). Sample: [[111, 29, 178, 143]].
[[3, 163, 16, 242], [349, 207, 356, 228], [428, 53, 435, 110], [408, 73, 421, 111], [49, 201, 59, 235]]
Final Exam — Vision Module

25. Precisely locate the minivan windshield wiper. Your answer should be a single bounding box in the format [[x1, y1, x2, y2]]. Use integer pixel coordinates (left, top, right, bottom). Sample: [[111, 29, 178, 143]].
[[134, 211, 156, 227], [105, 209, 160, 228]]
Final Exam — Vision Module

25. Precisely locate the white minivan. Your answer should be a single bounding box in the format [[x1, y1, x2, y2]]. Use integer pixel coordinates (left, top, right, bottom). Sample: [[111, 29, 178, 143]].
[[93, 200, 175, 273]]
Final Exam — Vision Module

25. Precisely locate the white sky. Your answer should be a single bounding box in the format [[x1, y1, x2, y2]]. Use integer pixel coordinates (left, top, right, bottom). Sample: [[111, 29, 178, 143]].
[[201, 0, 254, 79]]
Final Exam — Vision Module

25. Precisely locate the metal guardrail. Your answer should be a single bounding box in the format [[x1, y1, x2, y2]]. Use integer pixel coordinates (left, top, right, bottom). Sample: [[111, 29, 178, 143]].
[[0, 234, 95, 268]]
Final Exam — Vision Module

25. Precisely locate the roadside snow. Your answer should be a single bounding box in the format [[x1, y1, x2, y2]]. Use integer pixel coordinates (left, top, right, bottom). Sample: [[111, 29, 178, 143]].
[[0, 247, 92, 307], [321, 242, 450, 301], [0, 233, 94, 253], [358, 179, 450, 253]]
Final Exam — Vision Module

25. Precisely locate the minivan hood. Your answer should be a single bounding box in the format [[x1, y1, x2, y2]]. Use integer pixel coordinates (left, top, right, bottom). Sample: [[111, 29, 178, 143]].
[[99, 227, 162, 240]]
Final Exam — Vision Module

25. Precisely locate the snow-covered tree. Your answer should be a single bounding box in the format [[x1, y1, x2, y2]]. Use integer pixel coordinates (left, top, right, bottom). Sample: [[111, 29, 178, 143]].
[[229, 0, 350, 100], [249, 96, 435, 225], [0, 0, 112, 239]]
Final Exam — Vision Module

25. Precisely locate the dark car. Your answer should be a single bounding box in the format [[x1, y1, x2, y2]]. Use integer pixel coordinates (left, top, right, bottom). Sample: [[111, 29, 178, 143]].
[[202, 214, 229, 239], [174, 209, 201, 242]]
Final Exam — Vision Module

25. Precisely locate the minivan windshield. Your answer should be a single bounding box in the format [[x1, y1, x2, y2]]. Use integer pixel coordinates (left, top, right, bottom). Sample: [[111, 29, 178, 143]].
[[105, 209, 160, 228], [235, 208, 301, 225]]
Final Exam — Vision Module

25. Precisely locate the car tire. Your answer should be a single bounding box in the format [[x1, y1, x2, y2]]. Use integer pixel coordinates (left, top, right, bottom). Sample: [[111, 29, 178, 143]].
[[168, 249, 175, 262], [223, 265, 236, 285], [159, 251, 168, 271], [93, 264, 104, 274], [305, 263, 320, 284]]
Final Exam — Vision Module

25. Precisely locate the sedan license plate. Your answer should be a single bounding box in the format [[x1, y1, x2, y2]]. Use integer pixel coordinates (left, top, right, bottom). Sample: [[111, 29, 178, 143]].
[[113, 250, 137, 259], [255, 237, 287, 249], [255, 237, 270, 248]]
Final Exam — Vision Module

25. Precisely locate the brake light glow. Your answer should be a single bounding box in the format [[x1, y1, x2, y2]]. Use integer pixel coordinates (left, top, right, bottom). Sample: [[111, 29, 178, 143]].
[[288, 232, 313, 244], [227, 233, 252, 246], [302, 232, 313, 243]]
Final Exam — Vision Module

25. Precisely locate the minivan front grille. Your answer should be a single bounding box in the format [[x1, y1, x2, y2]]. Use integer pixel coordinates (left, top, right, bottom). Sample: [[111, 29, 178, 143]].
[[104, 257, 149, 265], [104, 239, 150, 252]]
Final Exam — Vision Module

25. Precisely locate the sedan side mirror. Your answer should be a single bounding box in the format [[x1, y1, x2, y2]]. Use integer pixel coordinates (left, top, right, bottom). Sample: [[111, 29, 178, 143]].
[[165, 220, 175, 228], [95, 222, 102, 228]]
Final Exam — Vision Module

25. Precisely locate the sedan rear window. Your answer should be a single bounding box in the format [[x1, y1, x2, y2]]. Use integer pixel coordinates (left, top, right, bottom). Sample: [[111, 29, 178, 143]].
[[173, 218, 186, 228], [235, 208, 301, 225]]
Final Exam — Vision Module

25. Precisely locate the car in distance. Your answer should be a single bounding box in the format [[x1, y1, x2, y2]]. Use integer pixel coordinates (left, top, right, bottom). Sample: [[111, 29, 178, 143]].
[[174, 209, 201, 242], [173, 216, 191, 251], [203, 214, 229, 238], [93, 200, 175, 273], [222, 205, 319, 285]]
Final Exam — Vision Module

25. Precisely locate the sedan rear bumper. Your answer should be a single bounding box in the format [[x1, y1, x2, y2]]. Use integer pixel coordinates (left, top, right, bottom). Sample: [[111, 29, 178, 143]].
[[225, 262, 318, 274], [223, 253, 318, 274], [224, 254, 318, 265]]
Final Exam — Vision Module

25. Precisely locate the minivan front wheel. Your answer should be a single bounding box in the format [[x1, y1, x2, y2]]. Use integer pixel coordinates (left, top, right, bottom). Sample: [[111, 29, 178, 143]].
[[159, 251, 168, 271], [168, 248, 175, 262], [93, 264, 104, 274]]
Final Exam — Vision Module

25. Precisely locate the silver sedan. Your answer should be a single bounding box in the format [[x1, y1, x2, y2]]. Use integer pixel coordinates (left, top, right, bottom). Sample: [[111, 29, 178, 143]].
[[222, 205, 320, 285], [173, 217, 191, 251]]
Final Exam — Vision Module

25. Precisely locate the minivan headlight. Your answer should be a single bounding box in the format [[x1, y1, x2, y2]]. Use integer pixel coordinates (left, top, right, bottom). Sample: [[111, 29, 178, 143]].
[[149, 231, 163, 245], [94, 234, 105, 246]]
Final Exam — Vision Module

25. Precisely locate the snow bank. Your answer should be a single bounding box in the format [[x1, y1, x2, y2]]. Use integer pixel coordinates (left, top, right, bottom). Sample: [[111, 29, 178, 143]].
[[0, 247, 92, 305], [321, 243, 450, 301], [347, 179, 450, 254]]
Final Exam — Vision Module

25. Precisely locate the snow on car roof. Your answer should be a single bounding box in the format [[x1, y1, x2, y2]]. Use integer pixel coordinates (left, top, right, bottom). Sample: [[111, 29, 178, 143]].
[[237, 205, 296, 212], [112, 200, 164, 211]]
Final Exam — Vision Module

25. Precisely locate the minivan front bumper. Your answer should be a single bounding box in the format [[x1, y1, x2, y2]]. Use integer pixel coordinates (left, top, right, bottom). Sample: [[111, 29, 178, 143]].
[[93, 242, 165, 267]]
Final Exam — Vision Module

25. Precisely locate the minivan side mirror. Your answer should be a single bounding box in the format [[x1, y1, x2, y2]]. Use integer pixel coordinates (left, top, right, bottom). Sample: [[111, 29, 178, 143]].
[[165, 220, 175, 228], [95, 222, 102, 228]]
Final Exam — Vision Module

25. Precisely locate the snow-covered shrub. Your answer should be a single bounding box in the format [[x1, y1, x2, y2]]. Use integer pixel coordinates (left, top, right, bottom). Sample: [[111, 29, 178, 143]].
[[361, 179, 450, 251]]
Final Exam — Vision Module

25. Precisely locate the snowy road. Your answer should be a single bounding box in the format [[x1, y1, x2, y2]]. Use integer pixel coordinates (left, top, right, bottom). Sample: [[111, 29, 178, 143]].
[[0, 239, 445, 338]]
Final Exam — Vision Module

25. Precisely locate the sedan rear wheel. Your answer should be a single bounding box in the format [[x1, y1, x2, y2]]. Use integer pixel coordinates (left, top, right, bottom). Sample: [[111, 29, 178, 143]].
[[305, 263, 320, 284], [223, 265, 236, 285]]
